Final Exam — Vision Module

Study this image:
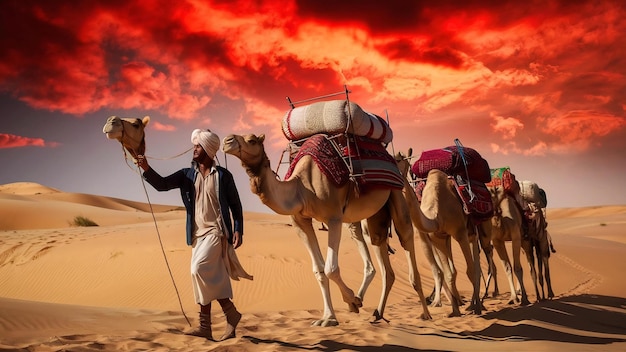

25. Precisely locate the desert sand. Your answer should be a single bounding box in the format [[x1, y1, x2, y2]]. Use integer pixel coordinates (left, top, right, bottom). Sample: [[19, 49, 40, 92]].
[[0, 181, 625, 351]]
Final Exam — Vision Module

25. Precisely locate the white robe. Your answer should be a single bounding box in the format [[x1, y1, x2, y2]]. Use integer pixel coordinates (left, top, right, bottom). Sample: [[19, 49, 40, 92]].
[[190, 166, 252, 305]]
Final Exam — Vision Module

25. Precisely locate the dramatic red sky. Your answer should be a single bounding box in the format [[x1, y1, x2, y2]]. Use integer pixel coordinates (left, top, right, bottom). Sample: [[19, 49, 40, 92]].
[[1, 0, 625, 212]]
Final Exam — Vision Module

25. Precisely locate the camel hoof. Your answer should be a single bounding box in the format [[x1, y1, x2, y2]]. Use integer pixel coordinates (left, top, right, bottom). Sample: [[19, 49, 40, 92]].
[[346, 296, 362, 313], [448, 311, 462, 318], [370, 310, 390, 324], [521, 299, 531, 306], [429, 301, 442, 308], [420, 312, 433, 321], [311, 318, 339, 327], [466, 302, 482, 315]]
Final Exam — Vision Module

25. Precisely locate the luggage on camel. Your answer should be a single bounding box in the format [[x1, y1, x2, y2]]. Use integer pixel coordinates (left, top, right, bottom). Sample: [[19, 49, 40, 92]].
[[486, 167, 520, 196], [411, 145, 491, 183], [285, 134, 404, 192], [519, 180, 547, 208], [279, 89, 401, 193], [281, 99, 393, 144]]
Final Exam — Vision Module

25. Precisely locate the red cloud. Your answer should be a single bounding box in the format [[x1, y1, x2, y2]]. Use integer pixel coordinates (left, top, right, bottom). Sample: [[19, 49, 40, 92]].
[[0, 0, 624, 159], [0, 134, 60, 149], [491, 113, 524, 139], [151, 121, 176, 132], [540, 111, 625, 147]]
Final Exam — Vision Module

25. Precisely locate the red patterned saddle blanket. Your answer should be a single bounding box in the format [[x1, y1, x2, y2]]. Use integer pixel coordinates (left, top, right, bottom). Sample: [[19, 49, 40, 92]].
[[412, 145, 491, 183], [414, 177, 493, 224], [285, 134, 404, 191], [486, 167, 519, 196]]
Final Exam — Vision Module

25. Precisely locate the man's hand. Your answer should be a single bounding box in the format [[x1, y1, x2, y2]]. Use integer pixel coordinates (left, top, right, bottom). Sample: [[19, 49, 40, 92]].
[[233, 231, 242, 249], [135, 155, 149, 171]]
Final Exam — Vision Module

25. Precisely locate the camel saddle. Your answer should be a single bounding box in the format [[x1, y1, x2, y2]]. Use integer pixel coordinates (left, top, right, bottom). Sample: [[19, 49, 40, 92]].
[[487, 167, 520, 196], [285, 134, 404, 192], [412, 145, 491, 183]]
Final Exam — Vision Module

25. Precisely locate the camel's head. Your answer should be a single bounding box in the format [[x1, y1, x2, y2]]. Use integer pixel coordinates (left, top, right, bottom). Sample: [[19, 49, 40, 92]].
[[223, 133, 268, 173], [394, 148, 413, 178], [526, 202, 541, 218], [487, 185, 506, 209], [103, 115, 150, 159]]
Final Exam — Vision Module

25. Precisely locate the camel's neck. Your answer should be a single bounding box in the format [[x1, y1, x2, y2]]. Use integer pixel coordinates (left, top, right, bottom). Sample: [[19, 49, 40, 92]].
[[402, 177, 439, 233], [244, 154, 301, 215]]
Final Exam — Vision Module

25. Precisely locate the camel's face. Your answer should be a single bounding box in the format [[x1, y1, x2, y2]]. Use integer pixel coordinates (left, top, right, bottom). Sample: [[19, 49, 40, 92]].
[[526, 203, 540, 220], [103, 116, 150, 158], [394, 149, 413, 178], [488, 186, 500, 203], [223, 133, 266, 167], [103, 116, 149, 141]]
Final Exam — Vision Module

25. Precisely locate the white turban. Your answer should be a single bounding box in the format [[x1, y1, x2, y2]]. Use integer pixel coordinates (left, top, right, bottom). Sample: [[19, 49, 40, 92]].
[[191, 129, 220, 159]]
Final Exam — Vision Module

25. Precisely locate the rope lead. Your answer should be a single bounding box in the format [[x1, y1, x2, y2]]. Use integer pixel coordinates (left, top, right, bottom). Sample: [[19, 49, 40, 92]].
[[138, 165, 192, 327]]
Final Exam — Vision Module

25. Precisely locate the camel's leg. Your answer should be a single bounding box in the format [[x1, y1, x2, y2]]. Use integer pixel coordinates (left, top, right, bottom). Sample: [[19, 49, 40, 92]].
[[492, 238, 518, 304], [483, 247, 498, 299], [365, 208, 394, 322], [324, 218, 360, 314], [470, 233, 483, 314], [535, 244, 546, 300], [476, 222, 497, 299], [441, 236, 463, 306], [446, 239, 463, 306], [455, 230, 482, 315], [478, 236, 496, 299], [389, 190, 432, 320], [490, 251, 499, 297], [427, 235, 446, 307], [522, 238, 541, 302], [291, 216, 338, 326], [429, 235, 461, 317], [418, 231, 446, 307], [539, 231, 555, 299], [512, 236, 530, 306], [346, 222, 375, 304], [543, 255, 555, 299]]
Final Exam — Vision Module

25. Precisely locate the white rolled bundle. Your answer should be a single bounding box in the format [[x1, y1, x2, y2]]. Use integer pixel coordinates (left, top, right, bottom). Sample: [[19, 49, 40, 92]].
[[281, 100, 393, 144], [519, 180, 543, 206]]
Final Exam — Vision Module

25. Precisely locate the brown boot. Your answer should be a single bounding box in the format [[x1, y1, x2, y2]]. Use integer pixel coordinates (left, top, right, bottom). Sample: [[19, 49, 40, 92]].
[[185, 312, 213, 340], [218, 299, 241, 341]]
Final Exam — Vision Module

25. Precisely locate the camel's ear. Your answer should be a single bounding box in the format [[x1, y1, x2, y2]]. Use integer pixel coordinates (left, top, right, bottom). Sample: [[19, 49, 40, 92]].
[[408, 147, 413, 157], [142, 116, 150, 127], [258, 134, 265, 143]]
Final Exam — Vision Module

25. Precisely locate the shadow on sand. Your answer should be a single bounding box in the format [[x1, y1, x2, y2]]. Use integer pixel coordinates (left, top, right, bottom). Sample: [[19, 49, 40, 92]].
[[237, 294, 625, 351], [243, 335, 443, 352], [462, 294, 626, 344]]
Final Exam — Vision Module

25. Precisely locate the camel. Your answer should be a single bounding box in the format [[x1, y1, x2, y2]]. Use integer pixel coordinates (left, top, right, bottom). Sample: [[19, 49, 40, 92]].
[[525, 202, 555, 300], [394, 149, 483, 316], [485, 185, 531, 305], [222, 133, 432, 326], [102, 116, 150, 160]]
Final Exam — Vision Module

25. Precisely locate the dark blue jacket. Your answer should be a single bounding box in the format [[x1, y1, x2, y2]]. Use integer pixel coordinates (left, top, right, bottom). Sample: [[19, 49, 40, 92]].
[[143, 164, 243, 246]]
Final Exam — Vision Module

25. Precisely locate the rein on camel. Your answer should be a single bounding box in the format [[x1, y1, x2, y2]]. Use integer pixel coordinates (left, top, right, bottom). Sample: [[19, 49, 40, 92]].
[[119, 145, 192, 328], [137, 168, 191, 327]]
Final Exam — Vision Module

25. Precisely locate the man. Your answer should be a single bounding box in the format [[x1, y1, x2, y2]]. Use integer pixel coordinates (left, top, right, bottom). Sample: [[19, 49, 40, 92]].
[[136, 129, 252, 341]]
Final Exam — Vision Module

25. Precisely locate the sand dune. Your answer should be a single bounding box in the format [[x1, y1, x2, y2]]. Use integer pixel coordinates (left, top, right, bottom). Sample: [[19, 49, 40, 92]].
[[0, 182, 625, 351]]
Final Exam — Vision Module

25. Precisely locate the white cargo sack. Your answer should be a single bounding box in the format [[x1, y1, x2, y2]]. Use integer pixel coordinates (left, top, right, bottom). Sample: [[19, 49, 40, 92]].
[[281, 100, 393, 144], [519, 180, 545, 207]]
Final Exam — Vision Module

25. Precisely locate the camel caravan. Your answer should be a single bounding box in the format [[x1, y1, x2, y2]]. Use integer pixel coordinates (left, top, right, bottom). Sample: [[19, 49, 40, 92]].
[[103, 88, 556, 326]]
